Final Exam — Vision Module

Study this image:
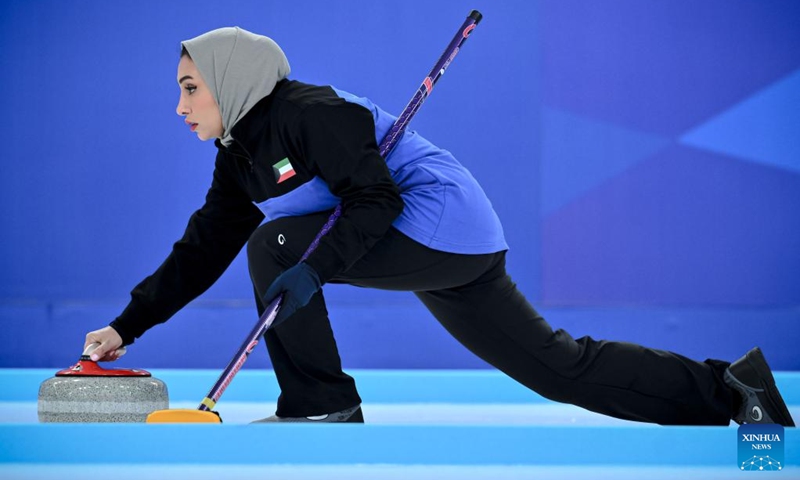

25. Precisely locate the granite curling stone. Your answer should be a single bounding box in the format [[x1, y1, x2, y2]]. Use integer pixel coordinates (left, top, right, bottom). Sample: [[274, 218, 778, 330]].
[[38, 343, 169, 423]]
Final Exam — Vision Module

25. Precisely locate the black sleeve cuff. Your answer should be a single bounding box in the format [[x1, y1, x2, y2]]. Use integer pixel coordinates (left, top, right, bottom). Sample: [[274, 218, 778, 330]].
[[108, 320, 136, 347], [109, 301, 158, 346]]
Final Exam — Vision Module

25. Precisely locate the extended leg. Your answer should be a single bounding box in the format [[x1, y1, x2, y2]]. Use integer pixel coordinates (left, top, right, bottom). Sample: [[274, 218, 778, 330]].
[[415, 254, 735, 425]]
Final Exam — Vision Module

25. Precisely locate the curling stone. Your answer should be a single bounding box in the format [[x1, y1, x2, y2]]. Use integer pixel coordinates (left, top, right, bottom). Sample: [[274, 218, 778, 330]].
[[38, 343, 169, 423]]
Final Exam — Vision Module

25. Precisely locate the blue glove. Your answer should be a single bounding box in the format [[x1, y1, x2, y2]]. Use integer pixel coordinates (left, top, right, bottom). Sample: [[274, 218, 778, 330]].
[[264, 262, 322, 328]]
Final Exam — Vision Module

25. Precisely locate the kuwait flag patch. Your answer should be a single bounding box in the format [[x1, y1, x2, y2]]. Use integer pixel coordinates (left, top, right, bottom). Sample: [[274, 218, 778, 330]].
[[273, 157, 296, 183]]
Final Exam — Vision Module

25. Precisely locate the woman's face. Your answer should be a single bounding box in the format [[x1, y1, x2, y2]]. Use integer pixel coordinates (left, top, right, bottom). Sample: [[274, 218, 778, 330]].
[[176, 56, 223, 141]]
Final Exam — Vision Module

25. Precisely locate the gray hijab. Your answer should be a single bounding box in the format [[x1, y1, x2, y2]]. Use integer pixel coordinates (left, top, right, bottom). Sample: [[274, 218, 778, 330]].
[[181, 27, 291, 147]]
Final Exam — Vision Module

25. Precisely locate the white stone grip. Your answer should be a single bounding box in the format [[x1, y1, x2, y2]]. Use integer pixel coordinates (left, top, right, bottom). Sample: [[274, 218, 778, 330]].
[[83, 342, 127, 358]]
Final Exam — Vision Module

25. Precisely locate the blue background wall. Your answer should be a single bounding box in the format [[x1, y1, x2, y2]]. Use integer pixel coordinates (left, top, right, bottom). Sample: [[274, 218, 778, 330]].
[[1, 0, 798, 371]]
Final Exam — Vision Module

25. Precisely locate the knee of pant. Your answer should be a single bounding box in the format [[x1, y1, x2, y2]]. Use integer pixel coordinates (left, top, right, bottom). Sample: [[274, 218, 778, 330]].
[[247, 221, 288, 273], [531, 329, 592, 382]]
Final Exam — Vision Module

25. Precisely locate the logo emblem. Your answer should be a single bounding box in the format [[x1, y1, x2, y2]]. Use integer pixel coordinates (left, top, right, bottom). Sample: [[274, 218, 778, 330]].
[[273, 157, 296, 184], [738, 423, 784, 472], [277, 234, 286, 245], [751, 406, 763, 422]]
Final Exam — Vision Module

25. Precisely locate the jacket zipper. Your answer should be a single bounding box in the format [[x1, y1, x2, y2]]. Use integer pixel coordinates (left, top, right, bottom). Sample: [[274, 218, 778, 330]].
[[223, 139, 254, 173]]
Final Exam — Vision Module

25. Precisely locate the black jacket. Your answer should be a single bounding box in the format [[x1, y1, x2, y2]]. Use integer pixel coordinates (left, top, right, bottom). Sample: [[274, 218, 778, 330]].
[[111, 80, 404, 345]]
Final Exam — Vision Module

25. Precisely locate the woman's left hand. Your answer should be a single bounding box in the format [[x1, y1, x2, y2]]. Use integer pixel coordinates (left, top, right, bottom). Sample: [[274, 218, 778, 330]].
[[264, 262, 322, 327]]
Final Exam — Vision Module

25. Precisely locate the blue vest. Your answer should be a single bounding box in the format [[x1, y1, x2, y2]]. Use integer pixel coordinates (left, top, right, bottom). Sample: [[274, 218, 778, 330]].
[[257, 87, 508, 255]]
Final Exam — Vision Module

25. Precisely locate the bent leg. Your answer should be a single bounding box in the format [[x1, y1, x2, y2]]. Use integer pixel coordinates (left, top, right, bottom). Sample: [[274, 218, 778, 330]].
[[247, 212, 360, 417], [247, 222, 499, 416]]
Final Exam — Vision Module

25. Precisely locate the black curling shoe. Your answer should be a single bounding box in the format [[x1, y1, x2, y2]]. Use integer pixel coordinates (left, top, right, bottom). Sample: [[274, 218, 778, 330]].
[[724, 347, 795, 427], [251, 404, 364, 423]]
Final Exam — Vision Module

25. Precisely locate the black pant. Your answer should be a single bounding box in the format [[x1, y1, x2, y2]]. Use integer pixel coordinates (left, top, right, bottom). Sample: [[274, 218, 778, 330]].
[[247, 212, 734, 425]]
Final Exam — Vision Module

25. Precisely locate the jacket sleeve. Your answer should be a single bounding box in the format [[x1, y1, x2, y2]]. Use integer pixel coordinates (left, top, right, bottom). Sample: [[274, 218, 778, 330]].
[[295, 102, 404, 283], [110, 155, 264, 346]]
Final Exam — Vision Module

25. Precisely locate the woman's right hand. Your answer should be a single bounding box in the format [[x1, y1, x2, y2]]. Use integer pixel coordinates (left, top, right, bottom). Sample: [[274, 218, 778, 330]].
[[84, 326, 126, 362]]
